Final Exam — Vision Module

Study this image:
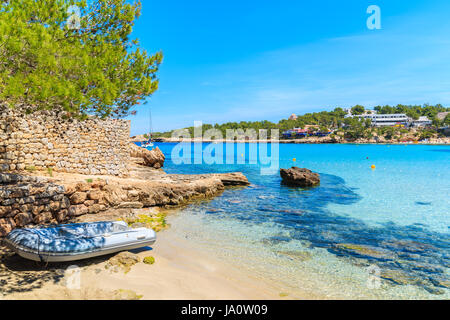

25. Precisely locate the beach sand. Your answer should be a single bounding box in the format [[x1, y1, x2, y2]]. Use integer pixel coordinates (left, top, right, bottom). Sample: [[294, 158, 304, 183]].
[[1, 229, 316, 300]]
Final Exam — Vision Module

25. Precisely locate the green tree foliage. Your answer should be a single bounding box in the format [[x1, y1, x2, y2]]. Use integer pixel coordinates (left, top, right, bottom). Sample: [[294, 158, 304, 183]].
[[0, 0, 162, 118], [351, 105, 365, 115], [374, 104, 447, 121], [418, 129, 435, 141], [342, 117, 370, 140]]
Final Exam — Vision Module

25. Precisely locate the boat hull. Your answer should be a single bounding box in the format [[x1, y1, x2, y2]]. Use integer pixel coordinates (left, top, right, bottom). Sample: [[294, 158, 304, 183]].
[[2, 221, 157, 263], [3, 238, 156, 263]]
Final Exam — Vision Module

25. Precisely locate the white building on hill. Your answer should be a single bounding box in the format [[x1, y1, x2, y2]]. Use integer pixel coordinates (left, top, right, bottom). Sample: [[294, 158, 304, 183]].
[[350, 113, 409, 127], [345, 110, 433, 127], [410, 116, 432, 127]]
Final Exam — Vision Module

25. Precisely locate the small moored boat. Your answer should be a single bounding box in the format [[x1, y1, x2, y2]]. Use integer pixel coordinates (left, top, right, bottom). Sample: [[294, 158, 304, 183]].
[[2, 221, 156, 263]]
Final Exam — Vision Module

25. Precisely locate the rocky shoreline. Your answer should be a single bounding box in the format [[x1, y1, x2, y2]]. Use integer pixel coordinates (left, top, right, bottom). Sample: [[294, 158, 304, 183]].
[[0, 144, 250, 237], [0, 143, 255, 299]]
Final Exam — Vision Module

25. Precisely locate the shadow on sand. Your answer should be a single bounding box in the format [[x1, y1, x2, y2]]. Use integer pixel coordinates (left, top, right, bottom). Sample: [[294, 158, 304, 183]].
[[0, 245, 152, 296]]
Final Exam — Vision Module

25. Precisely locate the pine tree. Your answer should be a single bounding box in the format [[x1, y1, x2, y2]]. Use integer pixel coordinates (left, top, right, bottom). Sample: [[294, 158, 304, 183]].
[[0, 0, 162, 119]]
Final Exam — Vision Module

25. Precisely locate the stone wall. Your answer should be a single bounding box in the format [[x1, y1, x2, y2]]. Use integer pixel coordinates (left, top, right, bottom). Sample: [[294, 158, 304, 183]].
[[0, 173, 114, 237], [0, 173, 69, 236], [0, 105, 130, 176]]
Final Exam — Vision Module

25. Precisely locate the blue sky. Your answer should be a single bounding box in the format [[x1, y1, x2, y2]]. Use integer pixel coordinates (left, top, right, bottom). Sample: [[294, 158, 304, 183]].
[[127, 0, 450, 135]]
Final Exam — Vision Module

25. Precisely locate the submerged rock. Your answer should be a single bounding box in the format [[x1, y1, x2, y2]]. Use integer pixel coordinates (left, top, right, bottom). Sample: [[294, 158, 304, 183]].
[[261, 235, 291, 246], [257, 195, 276, 200], [411, 263, 445, 274], [280, 167, 320, 187], [380, 269, 419, 286], [276, 250, 312, 262], [423, 286, 446, 295], [429, 277, 450, 289], [332, 243, 397, 261], [380, 240, 437, 254], [278, 209, 305, 215]]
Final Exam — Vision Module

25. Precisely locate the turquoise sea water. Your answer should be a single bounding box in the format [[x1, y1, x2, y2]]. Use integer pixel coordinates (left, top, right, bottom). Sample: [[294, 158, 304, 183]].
[[149, 142, 450, 299]]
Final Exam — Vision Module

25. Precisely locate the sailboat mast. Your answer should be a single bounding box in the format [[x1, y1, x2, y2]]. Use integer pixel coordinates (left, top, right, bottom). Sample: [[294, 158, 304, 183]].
[[149, 107, 153, 140]]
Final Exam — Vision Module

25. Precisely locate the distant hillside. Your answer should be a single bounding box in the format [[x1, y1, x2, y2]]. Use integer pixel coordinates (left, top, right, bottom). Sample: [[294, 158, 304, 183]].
[[151, 104, 450, 138]]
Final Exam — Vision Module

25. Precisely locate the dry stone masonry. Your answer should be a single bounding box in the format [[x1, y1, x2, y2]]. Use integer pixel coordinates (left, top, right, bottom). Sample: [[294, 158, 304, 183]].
[[0, 173, 69, 236], [0, 173, 112, 237], [0, 105, 130, 176]]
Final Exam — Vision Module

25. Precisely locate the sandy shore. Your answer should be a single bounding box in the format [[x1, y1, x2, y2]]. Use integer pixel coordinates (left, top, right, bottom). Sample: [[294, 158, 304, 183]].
[[1, 227, 314, 300]]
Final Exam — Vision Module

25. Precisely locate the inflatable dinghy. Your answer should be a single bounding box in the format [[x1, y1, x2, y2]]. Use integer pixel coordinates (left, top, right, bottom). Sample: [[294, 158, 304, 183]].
[[2, 221, 156, 262]]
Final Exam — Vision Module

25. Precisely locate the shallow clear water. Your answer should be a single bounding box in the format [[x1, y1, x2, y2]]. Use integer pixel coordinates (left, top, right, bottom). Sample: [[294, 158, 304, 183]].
[[150, 142, 450, 299]]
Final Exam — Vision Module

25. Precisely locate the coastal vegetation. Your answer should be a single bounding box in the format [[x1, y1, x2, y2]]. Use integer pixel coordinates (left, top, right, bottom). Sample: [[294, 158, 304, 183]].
[[122, 212, 168, 232], [46, 167, 54, 177], [25, 165, 37, 172], [152, 104, 450, 141], [0, 0, 162, 119]]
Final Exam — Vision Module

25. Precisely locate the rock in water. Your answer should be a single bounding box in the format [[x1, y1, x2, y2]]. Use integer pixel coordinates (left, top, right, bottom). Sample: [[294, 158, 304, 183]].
[[280, 167, 320, 187]]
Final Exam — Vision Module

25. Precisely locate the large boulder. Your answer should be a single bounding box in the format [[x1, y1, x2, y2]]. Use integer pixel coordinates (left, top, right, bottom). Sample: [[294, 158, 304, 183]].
[[130, 143, 165, 169], [280, 167, 320, 187], [142, 147, 165, 169]]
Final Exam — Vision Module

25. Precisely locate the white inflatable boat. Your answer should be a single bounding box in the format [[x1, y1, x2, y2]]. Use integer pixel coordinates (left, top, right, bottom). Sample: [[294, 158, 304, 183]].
[[2, 221, 156, 263]]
